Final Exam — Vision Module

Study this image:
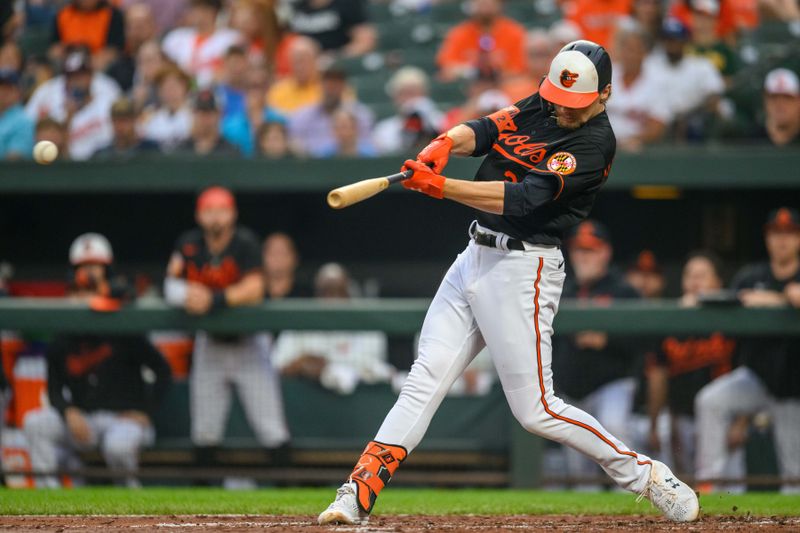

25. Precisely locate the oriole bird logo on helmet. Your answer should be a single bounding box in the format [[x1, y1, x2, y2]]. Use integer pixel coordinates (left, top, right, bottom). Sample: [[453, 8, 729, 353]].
[[560, 69, 580, 88]]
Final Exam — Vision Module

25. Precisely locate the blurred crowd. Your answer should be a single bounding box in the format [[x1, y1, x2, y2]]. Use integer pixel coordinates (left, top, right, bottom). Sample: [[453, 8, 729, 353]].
[[0, 0, 798, 162]]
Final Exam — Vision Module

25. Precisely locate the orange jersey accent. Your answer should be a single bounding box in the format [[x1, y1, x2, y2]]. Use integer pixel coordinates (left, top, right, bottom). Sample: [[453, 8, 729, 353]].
[[437, 17, 527, 75], [56, 5, 114, 53], [563, 0, 633, 50]]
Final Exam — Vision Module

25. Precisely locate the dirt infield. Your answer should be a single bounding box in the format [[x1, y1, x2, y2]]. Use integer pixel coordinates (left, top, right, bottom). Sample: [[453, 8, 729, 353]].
[[2, 514, 799, 532]]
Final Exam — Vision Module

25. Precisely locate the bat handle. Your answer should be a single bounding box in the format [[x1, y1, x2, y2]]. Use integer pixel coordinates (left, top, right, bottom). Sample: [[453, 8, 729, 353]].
[[387, 169, 414, 184]]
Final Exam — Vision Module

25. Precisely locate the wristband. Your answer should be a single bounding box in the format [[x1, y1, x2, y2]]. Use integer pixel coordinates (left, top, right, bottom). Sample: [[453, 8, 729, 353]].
[[211, 291, 228, 310]]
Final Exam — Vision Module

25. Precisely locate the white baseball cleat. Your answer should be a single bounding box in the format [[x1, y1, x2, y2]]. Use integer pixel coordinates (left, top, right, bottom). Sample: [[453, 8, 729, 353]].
[[637, 460, 700, 522], [317, 481, 370, 526]]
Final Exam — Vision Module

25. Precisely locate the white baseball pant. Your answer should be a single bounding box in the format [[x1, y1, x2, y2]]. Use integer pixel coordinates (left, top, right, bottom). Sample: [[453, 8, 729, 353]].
[[374, 224, 653, 493]]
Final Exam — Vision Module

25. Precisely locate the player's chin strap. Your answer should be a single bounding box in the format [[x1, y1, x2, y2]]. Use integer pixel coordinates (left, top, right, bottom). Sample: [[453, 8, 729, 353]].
[[348, 440, 408, 513]]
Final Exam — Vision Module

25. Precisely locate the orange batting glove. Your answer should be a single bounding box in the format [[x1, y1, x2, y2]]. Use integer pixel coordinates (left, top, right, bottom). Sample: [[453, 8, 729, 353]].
[[416, 133, 453, 174], [401, 159, 446, 199]]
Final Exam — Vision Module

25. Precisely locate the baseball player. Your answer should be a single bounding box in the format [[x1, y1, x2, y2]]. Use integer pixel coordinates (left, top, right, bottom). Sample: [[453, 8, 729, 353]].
[[319, 41, 699, 525], [164, 186, 290, 473]]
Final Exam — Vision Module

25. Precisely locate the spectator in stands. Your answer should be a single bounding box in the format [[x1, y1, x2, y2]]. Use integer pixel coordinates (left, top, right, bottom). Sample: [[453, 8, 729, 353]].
[[93, 97, 160, 159], [625, 250, 666, 299], [319, 108, 376, 157], [229, 0, 287, 69], [175, 89, 241, 157], [687, 0, 739, 86], [164, 186, 290, 476], [372, 66, 443, 156], [647, 251, 735, 474], [120, 0, 188, 35], [161, 0, 241, 88], [50, 0, 125, 72], [262, 232, 309, 298], [273, 263, 391, 395], [646, 18, 725, 142], [759, 68, 800, 147], [130, 40, 167, 110], [0, 69, 34, 160], [436, 0, 526, 82], [548, 18, 583, 50], [441, 73, 510, 132], [35, 118, 69, 160], [668, 0, 738, 43], [24, 233, 172, 488], [0, 41, 22, 72], [216, 46, 255, 156], [288, 64, 373, 157], [501, 29, 554, 103], [696, 208, 800, 494], [107, 2, 158, 91], [243, 64, 280, 139], [288, 0, 376, 57], [25, 46, 119, 160], [630, 0, 665, 40], [607, 19, 671, 151], [561, 0, 633, 49], [266, 36, 322, 114], [256, 119, 292, 158], [553, 220, 642, 490], [138, 65, 193, 151]]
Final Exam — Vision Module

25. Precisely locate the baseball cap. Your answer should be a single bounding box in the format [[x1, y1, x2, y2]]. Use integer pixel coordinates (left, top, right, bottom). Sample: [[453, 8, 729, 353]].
[[764, 207, 800, 232], [196, 186, 236, 212], [193, 89, 219, 111], [568, 220, 611, 250], [539, 40, 611, 109], [0, 69, 20, 85], [70, 233, 114, 266], [662, 18, 690, 40], [110, 97, 137, 118], [764, 68, 800, 97], [628, 250, 662, 274], [62, 46, 92, 75]]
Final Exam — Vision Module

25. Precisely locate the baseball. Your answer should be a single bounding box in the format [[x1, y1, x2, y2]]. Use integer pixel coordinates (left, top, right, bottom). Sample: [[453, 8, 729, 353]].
[[33, 140, 58, 164]]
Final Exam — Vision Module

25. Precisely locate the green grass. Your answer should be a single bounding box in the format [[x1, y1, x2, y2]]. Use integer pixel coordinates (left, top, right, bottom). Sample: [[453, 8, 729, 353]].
[[1, 488, 799, 517]]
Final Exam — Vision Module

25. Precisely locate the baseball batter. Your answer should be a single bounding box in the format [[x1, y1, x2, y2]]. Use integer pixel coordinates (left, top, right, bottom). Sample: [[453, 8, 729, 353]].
[[319, 41, 699, 525]]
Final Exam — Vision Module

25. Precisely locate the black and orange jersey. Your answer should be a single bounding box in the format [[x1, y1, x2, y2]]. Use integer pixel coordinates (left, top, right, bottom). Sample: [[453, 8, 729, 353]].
[[465, 93, 615, 246], [172, 227, 262, 291], [654, 333, 736, 416], [51, 1, 125, 53]]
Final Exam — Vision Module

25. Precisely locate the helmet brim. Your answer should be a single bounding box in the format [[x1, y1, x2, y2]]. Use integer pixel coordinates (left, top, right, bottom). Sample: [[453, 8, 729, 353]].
[[539, 78, 599, 109]]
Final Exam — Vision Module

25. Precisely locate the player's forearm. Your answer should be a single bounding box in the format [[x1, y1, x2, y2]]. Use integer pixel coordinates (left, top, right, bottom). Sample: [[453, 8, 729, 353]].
[[442, 179, 504, 214], [446, 124, 477, 156], [223, 273, 265, 307]]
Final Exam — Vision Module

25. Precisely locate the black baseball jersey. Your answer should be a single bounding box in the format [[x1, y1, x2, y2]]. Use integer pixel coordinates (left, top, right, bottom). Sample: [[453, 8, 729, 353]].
[[172, 227, 262, 291], [730, 262, 800, 399], [552, 270, 641, 400], [465, 93, 615, 246]]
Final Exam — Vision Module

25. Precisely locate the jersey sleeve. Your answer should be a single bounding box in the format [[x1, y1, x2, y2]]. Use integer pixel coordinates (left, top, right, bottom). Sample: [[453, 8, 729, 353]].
[[503, 140, 609, 217], [464, 102, 523, 157], [237, 231, 263, 274]]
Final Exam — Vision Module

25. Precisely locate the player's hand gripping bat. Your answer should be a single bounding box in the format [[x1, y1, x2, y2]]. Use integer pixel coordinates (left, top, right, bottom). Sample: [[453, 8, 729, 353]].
[[327, 169, 414, 209]]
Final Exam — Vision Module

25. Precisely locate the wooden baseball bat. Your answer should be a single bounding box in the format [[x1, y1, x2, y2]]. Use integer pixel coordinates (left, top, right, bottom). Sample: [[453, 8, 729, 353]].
[[327, 169, 413, 209]]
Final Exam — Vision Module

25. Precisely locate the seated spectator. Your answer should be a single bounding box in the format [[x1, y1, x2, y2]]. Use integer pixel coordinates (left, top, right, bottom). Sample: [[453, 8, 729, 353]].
[[696, 208, 800, 494], [138, 65, 193, 151], [0, 41, 23, 72], [216, 45, 255, 155], [436, 0, 526, 82], [759, 68, 800, 147], [0, 69, 34, 160], [273, 263, 391, 395], [561, 0, 633, 49], [288, 65, 373, 157], [120, 0, 187, 36], [93, 97, 160, 159], [50, 0, 125, 72], [174, 89, 241, 156], [372, 66, 443, 156], [230, 0, 285, 69], [288, 0, 376, 57], [35, 118, 69, 160], [441, 73, 510, 132], [625, 250, 666, 299], [319, 108, 376, 157], [266, 36, 322, 114], [25, 46, 119, 160], [647, 251, 735, 474], [161, 0, 241, 87], [606, 18, 671, 151], [645, 18, 725, 141], [106, 2, 158, 91], [500, 29, 555, 103], [687, 0, 739, 86], [130, 40, 167, 110], [256, 119, 292, 158], [263, 232, 310, 298], [630, 0, 665, 41], [668, 0, 738, 43], [23, 233, 172, 488], [547, 18, 583, 50]]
